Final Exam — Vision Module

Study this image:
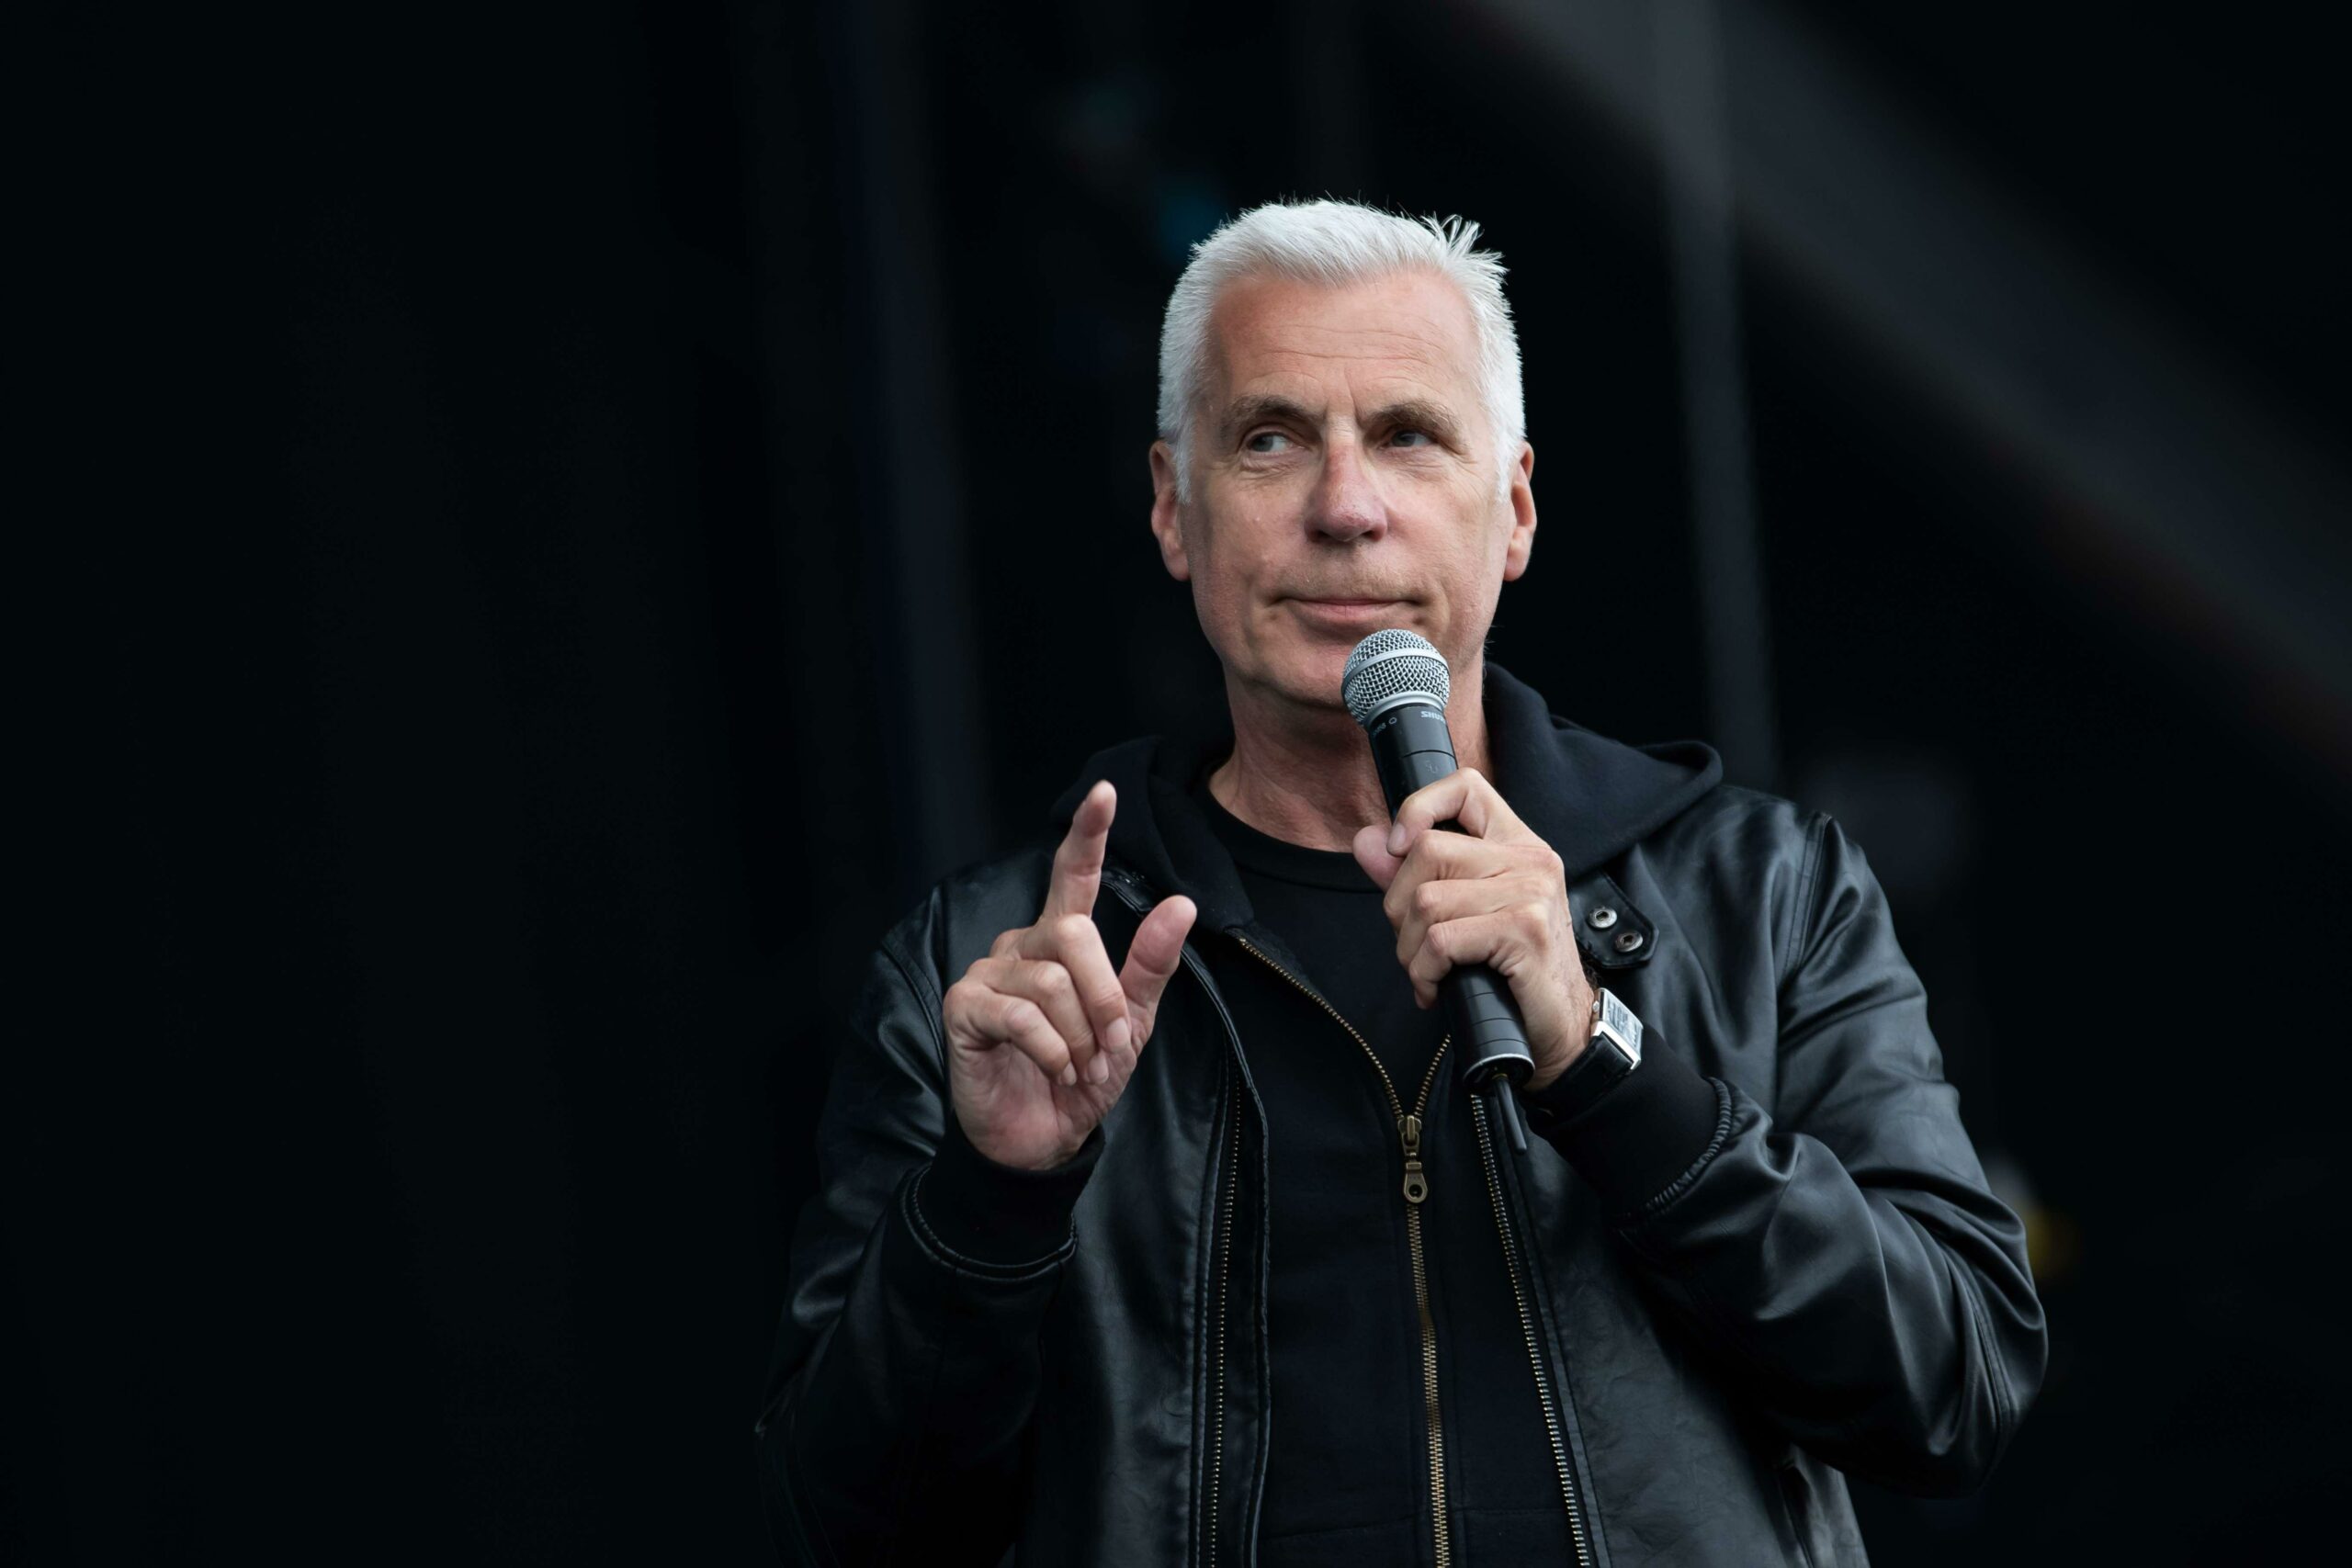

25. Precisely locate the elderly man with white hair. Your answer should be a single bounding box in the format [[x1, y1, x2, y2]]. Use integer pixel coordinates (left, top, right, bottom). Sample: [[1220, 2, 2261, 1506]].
[[756, 199, 2045, 1566]]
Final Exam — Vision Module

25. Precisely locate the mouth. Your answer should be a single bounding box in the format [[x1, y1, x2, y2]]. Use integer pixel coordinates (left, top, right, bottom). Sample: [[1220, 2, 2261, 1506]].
[[1285, 596, 1411, 622]]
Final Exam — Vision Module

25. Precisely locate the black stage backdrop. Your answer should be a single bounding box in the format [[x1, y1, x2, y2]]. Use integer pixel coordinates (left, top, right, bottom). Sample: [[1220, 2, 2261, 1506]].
[[16, 2, 2350, 1562]]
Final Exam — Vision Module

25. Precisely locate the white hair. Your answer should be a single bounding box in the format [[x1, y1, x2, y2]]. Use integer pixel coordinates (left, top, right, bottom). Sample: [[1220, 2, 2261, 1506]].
[[1155, 199, 1525, 502]]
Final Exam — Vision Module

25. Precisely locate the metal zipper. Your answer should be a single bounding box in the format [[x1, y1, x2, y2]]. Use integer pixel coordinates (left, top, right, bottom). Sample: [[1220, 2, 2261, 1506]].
[[1233, 934, 1454, 1568], [1469, 1093, 1594, 1568], [1097, 870, 1256, 1567], [1206, 1086, 1238, 1564]]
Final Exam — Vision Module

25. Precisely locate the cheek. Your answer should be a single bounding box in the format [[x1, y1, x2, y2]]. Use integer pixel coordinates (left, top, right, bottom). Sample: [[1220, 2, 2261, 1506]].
[[1195, 520, 1278, 597], [1429, 564, 1503, 650], [1182, 535, 1252, 635]]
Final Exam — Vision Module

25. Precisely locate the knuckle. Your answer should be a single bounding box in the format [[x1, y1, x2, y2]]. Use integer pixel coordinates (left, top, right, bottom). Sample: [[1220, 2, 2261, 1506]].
[[1411, 883, 1444, 919]]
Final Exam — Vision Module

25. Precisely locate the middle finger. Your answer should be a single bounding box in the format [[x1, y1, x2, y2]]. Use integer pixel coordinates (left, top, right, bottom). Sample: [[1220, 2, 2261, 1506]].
[[1021, 913, 1131, 1082], [989, 954, 1099, 1078], [1381, 828, 1499, 931], [1394, 873, 1539, 969]]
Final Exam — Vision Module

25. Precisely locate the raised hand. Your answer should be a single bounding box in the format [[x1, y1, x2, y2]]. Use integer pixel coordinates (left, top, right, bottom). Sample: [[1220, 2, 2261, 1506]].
[[942, 781, 1198, 1170]]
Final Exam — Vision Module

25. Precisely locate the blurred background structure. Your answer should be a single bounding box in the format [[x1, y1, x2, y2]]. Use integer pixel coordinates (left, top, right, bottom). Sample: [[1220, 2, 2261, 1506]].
[[16, 1, 2349, 1561]]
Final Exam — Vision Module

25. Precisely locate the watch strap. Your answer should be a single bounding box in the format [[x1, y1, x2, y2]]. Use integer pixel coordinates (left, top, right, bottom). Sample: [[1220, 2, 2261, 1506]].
[[1523, 989, 1641, 1125]]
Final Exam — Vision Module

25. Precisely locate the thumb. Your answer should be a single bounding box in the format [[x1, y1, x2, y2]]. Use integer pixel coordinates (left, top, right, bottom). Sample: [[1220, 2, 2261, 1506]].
[[1351, 823, 1402, 890], [1118, 895, 1196, 1040]]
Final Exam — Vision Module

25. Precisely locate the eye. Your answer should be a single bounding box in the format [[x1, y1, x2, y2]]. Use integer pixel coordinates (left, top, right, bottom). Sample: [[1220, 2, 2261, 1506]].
[[1244, 429, 1295, 454], [1388, 428, 1434, 448]]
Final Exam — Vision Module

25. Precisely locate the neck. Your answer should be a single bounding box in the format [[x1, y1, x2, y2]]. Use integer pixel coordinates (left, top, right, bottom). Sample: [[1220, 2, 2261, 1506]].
[[1207, 654, 1492, 852]]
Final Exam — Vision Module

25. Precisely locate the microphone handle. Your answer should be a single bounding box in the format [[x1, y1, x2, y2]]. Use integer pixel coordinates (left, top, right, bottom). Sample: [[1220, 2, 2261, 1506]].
[[1365, 703, 1538, 1099]]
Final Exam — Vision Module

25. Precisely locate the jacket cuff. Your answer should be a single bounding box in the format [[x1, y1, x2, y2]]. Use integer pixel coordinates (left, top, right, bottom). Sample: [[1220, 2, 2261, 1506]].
[[912, 1112, 1103, 1267], [1521, 1038, 1724, 1214]]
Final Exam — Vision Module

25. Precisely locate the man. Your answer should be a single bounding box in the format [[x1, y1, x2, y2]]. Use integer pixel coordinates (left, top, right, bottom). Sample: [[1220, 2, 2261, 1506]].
[[756, 200, 2045, 1566]]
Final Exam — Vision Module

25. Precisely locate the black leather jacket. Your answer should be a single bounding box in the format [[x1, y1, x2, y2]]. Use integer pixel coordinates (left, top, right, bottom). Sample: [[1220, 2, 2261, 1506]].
[[756, 665, 2046, 1565]]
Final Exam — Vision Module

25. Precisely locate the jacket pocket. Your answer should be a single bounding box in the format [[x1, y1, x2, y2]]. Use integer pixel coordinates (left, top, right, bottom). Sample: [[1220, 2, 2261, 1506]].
[[1777, 1461, 1819, 1568]]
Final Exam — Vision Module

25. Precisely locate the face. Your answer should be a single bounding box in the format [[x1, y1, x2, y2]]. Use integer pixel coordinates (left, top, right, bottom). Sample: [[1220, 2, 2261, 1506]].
[[1148, 269, 1536, 717]]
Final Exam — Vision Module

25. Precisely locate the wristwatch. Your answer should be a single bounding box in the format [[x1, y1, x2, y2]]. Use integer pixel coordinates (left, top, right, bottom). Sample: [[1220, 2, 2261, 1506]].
[[1539, 987, 1645, 1119]]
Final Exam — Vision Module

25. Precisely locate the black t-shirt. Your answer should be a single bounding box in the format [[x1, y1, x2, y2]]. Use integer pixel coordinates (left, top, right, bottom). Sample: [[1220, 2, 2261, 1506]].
[[1192, 774, 1446, 1105]]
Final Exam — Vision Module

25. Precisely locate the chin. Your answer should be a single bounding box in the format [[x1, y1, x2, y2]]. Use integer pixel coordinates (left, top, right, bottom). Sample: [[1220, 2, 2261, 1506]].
[[1263, 644, 1359, 711]]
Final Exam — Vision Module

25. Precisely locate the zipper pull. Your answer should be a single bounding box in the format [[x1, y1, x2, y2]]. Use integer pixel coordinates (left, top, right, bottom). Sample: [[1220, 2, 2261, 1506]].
[[1399, 1113, 1429, 1205]]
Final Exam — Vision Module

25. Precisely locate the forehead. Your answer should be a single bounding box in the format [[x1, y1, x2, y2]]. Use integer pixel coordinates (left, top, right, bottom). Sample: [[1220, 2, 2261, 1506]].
[[1204, 269, 1484, 413]]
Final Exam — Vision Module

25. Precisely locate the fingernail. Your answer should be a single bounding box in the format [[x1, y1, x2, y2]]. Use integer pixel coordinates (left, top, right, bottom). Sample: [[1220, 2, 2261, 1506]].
[[1387, 823, 1407, 854], [1108, 1019, 1131, 1054], [1088, 1054, 1111, 1084], [1060, 1063, 1078, 1086]]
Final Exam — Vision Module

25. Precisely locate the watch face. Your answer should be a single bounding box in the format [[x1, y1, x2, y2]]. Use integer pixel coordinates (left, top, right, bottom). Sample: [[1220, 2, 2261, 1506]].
[[1596, 988, 1644, 1066]]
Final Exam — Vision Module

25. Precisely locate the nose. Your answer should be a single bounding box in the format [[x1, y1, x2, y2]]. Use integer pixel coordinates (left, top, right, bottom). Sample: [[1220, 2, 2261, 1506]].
[[1310, 435, 1386, 544]]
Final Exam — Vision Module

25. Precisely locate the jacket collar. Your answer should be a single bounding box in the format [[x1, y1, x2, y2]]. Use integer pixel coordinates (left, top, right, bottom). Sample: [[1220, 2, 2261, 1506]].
[[1049, 661, 1724, 937]]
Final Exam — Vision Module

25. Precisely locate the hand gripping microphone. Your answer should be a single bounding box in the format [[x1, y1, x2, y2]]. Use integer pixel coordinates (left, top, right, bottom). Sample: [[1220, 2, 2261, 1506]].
[[1342, 629, 1535, 1154]]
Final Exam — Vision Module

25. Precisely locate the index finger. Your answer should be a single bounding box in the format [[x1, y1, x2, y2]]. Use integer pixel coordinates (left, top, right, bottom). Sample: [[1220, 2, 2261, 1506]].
[[1388, 767, 1526, 855], [1044, 779, 1115, 919]]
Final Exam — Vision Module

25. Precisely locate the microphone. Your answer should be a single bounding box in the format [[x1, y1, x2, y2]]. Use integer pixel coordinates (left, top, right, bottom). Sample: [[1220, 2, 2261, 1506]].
[[1342, 630, 1535, 1155]]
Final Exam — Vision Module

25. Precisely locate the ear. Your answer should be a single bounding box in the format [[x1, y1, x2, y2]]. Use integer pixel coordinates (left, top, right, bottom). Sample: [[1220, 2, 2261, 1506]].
[[1148, 440, 1192, 582], [1501, 441, 1537, 581]]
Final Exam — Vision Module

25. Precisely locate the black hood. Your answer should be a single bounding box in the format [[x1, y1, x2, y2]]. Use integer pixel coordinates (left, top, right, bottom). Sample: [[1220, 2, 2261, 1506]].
[[1047, 661, 1724, 937]]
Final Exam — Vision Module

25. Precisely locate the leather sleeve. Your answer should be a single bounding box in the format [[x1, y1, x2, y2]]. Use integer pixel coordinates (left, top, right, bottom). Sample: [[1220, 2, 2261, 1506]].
[[1598, 814, 2047, 1497], [752, 890, 1093, 1565]]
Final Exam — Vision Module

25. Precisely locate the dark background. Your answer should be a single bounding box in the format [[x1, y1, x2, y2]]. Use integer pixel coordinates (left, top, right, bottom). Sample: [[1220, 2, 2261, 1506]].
[[16, 1, 2349, 1562]]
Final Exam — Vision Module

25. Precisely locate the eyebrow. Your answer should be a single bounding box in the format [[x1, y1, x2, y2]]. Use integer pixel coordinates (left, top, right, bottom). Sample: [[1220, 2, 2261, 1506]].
[[1368, 399, 1468, 448], [1218, 394, 1317, 445], [1216, 394, 1469, 448]]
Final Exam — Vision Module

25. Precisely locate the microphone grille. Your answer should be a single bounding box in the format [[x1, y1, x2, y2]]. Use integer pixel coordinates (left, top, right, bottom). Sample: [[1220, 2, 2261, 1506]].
[[1341, 629, 1451, 728]]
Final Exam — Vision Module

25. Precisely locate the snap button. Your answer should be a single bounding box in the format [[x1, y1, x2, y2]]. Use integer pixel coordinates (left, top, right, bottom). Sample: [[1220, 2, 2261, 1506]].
[[1572, 872, 1657, 969]]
